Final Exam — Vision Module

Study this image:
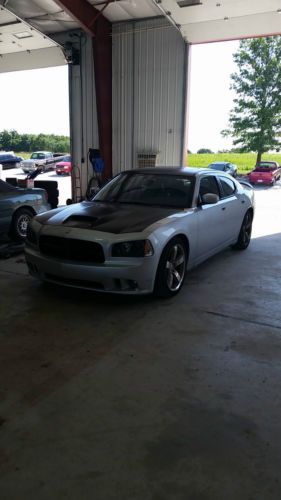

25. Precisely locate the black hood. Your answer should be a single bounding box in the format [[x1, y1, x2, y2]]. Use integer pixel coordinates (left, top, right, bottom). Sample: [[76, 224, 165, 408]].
[[42, 201, 181, 234]]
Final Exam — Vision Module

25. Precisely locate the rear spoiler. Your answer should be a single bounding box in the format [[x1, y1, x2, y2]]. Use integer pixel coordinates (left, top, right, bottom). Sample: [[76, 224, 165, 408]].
[[239, 179, 253, 189]]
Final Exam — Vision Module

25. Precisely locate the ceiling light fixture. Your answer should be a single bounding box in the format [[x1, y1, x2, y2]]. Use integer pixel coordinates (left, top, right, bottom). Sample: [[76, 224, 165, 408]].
[[13, 31, 33, 39], [177, 0, 202, 7]]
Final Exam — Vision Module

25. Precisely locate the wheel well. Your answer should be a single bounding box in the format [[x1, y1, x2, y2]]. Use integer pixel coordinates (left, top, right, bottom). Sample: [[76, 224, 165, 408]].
[[173, 234, 190, 260], [12, 205, 36, 219], [247, 207, 254, 219]]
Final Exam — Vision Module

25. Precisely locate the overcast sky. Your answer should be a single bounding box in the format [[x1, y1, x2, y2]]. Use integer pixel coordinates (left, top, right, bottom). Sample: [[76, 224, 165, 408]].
[[0, 39, 239, 152], [0, 65, 70, 137], [188, 39, 239, 153]]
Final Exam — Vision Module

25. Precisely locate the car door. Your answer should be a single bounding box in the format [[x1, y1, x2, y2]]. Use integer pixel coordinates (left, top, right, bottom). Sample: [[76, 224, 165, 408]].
[[0, 185, 16, 233], [195, 175, 229, 261], [217, 175, 244, 242]]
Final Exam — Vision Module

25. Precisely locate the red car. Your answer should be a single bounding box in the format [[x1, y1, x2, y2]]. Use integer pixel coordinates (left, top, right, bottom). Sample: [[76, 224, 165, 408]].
[[248, 161, 281, 185], [56, 155, 72, 175]]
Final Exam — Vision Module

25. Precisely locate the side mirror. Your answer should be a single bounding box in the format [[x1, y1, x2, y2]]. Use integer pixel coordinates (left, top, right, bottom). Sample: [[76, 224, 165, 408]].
[[201, 193, 219, 205]]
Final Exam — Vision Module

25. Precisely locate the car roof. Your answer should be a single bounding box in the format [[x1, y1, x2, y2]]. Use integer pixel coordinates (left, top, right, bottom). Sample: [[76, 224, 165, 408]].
[[209, 161, 229, 165], [258, 160, 277, 164], [32, 151, 52, 154], [123, 167, 211, 176]]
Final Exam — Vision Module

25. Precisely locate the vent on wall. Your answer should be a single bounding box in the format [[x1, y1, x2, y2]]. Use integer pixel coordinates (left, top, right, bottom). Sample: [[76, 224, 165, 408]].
[[177, 0, 202, 7], [137, 152, 158, 168]]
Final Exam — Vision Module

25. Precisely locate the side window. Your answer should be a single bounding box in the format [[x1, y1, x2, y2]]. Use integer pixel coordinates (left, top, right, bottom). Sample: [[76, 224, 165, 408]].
[[199, 176, 220, 198], [219, 177, 236, 197]]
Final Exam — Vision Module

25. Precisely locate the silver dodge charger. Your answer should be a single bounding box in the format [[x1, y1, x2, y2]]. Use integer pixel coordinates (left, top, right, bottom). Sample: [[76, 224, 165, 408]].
[[25, 168, 254, 297]]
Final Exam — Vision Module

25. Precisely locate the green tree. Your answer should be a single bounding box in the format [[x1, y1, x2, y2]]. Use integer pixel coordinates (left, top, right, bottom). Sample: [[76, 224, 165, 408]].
[[0, 129, 70, 153], [197, 148, 213, 154], [222, 36, 281, 164]]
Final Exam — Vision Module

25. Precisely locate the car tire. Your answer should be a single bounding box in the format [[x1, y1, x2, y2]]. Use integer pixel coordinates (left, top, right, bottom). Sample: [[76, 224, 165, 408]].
[[154, 237, 187, 298], [232, 210, 253, 250], [10, 207, 34, 241]]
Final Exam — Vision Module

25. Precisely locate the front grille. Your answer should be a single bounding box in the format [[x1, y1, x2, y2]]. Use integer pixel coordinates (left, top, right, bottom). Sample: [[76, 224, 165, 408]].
[[45, 274, 104, 290], [39, 235, 105, 263]]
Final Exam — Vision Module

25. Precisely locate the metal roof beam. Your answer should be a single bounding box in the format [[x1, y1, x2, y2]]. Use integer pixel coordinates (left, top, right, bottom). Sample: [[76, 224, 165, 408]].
[[53, 0, 111, 37], [54, 0, 113, 179]]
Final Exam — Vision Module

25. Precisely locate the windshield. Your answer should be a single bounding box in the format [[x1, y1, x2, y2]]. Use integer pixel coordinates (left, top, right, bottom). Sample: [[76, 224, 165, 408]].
[[0, 180, 18, 192], [93, 172, 195, 208], [31, 153, 46, 159], [209, 163, 227, 171], [256, 162, 277, 170], [63, 155, 71, 162]]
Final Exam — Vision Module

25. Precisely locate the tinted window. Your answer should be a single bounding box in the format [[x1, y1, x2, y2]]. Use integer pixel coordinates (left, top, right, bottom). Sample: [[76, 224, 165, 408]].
[[199, 176, 220, 198], [209, 163, 226, 171], [258, 162, 277, 168], [219, 177, 236, 197], [94, 173, 195, 208], [31, 153, 45, 159]]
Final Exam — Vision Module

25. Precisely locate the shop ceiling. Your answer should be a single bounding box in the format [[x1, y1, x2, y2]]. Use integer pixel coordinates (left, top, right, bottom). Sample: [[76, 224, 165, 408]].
[[0, 0, 280, 71]]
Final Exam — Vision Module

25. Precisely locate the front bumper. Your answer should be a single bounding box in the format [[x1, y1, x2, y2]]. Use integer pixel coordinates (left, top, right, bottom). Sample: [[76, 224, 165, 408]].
[[21, 162, 44, 173], [25, 245, 157, 295]]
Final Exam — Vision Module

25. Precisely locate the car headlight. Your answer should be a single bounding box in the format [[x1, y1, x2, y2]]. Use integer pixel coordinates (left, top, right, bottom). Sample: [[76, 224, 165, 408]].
[[112, 239, 154, 257]]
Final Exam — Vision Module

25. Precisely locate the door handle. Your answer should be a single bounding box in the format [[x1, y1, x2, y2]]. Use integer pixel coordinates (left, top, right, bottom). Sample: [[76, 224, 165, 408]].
[[222, 207, 226, 211]]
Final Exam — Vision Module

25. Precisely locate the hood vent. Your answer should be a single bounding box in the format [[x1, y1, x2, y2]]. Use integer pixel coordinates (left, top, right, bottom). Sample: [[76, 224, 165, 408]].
[[63, 215, 99, 228], [177, 0, 202, 7]]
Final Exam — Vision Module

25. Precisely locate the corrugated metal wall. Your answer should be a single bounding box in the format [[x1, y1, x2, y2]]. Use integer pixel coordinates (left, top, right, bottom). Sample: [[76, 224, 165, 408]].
[[63, 19, 188, 199], [112, 18, 188, 175]]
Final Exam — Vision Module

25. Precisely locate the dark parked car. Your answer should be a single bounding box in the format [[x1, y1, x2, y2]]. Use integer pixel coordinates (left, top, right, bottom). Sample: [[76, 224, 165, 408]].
[[0, 152, 22, 169], [208, 162, 238, 178], [0, 180, 50, 241]]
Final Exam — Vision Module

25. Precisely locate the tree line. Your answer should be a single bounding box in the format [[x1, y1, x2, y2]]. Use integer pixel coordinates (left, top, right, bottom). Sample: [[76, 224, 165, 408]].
[[0, 129, 70, 153]]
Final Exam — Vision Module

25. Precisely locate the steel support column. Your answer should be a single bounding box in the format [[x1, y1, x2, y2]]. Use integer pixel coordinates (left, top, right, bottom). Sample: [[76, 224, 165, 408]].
[[55, 0, 112, 180]]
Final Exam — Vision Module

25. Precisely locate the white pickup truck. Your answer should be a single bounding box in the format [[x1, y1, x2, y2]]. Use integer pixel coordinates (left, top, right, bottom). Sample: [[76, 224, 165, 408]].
[[21, 151, 65, 174]]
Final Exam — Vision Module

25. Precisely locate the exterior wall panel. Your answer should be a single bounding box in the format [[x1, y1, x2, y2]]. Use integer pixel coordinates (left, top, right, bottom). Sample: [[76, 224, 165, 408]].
[[62, 20, 188, 199], [112, 18, 188, 175]]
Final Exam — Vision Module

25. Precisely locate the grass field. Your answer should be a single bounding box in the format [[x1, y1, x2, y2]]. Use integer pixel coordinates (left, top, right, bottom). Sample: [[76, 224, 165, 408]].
[[18, 152, 31, 160], [17, 152, 281, 175], [187, 153, 281, 174]]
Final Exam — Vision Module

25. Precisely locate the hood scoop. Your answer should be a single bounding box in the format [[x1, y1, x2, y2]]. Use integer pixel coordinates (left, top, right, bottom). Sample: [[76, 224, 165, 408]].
[[63, 215, 99, 228]]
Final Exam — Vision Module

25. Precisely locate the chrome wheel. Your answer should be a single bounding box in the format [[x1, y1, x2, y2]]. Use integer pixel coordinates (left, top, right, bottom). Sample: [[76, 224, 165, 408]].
[[165, 243, 186, 292], [17, 213, 31, 238], [10, 208, 34, 241], [233, 210, 253, 250], [241, 212, 252, 247]]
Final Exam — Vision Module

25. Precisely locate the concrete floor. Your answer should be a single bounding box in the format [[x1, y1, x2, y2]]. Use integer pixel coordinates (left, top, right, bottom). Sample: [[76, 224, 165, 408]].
[[1, 186, 281, 500]]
